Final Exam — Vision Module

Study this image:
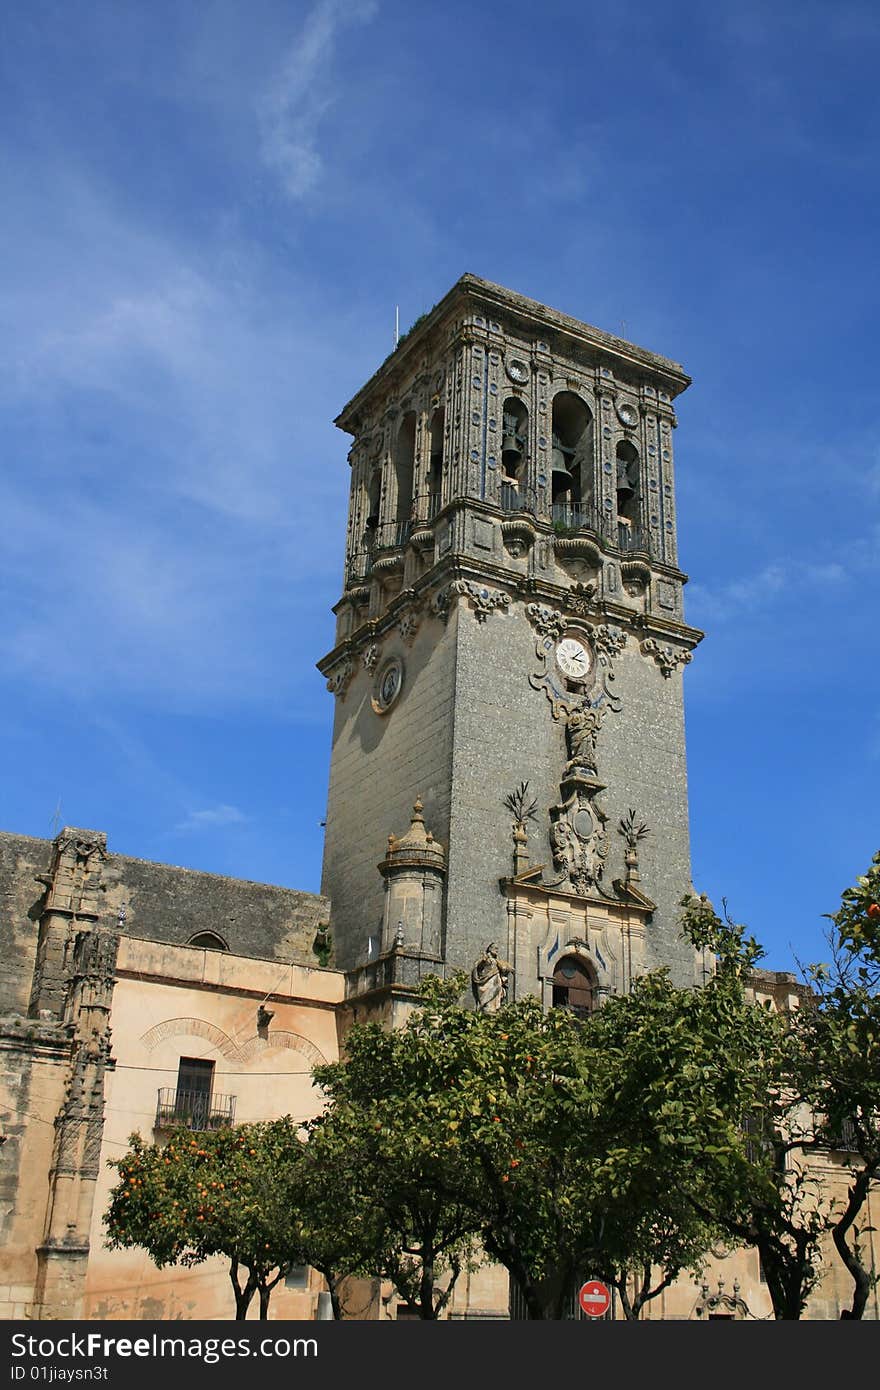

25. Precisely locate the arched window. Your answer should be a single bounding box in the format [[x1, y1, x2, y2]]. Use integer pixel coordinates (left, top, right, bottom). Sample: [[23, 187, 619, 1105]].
[[366, 465, 382, 532], [615, 440, 640, 540], [394, 412, 417, 534], [427, 408, 444, 518], [552, 956, 596, 1019], [187, 931, 229, 952], [501, 399, 528, 483], [551, 393, 593, 524]]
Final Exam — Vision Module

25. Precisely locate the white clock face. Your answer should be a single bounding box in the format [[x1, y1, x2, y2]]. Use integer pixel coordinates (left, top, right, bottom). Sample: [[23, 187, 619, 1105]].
[[556, 638, 592, 681]]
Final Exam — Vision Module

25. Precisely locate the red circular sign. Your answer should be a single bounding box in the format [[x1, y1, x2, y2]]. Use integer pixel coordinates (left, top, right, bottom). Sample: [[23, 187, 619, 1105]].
[[578, 1279, 611, 1318]]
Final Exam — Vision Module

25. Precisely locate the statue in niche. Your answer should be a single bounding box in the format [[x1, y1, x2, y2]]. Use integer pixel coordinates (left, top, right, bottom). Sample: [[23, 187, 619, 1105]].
[[565, 705, 602, 774], [471, 942, 513, 1013]]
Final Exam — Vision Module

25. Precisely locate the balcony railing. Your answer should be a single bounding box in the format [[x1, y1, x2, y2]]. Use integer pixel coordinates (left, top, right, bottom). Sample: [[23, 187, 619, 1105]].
[[616, 519, 650, 554], [373, 519, 413, 550], [815, 1118, 860, 1153], [155, 1088, 236, 1131], [500, 482, 538, 515], [550, 500, 603, 535]]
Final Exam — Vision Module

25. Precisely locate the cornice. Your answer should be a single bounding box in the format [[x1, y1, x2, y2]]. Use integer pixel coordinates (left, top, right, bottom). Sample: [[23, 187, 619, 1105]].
[[319, 552, 704, 679], [335, 275, 691, 434]]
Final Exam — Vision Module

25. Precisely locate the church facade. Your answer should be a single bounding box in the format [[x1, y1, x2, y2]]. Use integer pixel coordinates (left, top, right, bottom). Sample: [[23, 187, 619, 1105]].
[[1, 277, 875, 1321]]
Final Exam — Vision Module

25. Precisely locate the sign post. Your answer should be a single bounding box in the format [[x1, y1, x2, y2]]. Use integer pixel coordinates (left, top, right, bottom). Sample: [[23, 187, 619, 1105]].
[[578, 1279, 612, 1319]]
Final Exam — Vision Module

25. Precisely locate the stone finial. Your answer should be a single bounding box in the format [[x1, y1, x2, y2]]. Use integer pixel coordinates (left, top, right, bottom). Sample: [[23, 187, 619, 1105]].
[[382, 798, 445, 866], [618, 809, 650, 884]]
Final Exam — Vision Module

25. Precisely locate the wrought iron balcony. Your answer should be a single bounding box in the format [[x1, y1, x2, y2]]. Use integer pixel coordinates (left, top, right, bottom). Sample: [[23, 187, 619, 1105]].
[[550, 500, 603, 535], [155, 1088, 236, 1131], [616, 519, 650, 555], [372, 519, 413, 550], [500, 482, 538, 515]]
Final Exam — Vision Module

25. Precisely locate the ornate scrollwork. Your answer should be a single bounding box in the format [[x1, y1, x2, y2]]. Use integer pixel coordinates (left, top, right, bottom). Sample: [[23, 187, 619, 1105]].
[[362, 643, 380, 671], [594, 624, 627, 659], [549, 790, 609, 897], [640, 638, 692, 678], [525, 603, 567, 641], [434, 580, 510, 624]]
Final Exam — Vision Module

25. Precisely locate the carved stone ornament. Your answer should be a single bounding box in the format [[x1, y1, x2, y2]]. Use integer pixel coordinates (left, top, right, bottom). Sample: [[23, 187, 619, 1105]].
[[640, 637, 692, 678], [526, 607, 623, 720], [548, 787, 610, 897], [398, 609, 421, 643], [362, 643, 380, 672], [564, 581, 599, 618], [526, 603, 567, 642], [326, 656, 353, 697], [433, 580, 510, 624]]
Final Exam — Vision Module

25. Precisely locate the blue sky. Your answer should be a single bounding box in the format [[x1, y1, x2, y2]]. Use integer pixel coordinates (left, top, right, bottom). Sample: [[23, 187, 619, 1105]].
[[1, 0, 877, 973]]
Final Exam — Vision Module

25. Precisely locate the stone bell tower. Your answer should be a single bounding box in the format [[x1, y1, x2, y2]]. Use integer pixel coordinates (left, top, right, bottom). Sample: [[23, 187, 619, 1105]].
[[318, 275, 704, 1011]]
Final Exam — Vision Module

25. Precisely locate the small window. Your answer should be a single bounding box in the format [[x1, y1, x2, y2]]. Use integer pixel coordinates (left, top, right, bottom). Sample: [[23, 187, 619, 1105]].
[[285, 1266, 310, 1290], [187, 931, 229, 951]]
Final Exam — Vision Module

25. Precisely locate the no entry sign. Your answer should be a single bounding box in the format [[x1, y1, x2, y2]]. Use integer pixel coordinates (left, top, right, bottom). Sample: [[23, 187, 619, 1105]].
[[578, 1279, 611, 1318]]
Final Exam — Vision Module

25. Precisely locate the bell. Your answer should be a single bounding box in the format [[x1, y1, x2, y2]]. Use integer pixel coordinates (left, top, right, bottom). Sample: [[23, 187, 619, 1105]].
[[502, 430, 523, 472]]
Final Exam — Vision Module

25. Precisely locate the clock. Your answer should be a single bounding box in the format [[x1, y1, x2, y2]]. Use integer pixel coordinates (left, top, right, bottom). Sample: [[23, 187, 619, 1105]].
[[371, 657, 404, 714], [506, 358, 529, 385], [616, 401, 638, 428], [555, 637, 592, 682]]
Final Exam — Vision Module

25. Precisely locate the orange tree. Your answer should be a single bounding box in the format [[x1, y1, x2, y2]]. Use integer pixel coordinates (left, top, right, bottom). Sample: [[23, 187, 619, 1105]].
[[105, 1116, 306, 1319], [798, 849, 880, 1318], [308, 975, 716, 1319]]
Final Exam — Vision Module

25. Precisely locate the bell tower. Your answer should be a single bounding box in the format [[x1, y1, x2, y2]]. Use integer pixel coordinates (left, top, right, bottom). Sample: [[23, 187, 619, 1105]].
[[318, 276, 704, 1012]]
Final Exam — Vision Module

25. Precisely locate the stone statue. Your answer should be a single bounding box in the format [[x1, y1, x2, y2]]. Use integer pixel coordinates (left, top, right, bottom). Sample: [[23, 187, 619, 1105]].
[[565, 705, 601, 773], [471, 942, 513, 1013]]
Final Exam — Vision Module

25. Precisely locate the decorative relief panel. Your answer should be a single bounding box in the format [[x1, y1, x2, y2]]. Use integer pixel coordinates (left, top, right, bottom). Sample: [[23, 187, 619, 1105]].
[[433, 580, 511, 624], [640, 637, 692, 678]]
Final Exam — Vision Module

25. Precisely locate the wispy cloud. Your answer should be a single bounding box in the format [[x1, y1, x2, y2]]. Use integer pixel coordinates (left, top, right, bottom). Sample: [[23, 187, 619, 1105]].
[[687, 559, 847, 624], [0, 163, 353, 711], [175, 804, 248, 832], [257, 0, 378, 202]]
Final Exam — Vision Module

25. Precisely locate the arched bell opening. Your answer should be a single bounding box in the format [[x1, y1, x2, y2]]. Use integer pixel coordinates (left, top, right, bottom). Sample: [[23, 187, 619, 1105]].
[[366, 465, 382, 534], [500, 397, 529, 511], [393, 411, 417, 539], [427, 408, 444, 518], [615, 440, 640, 544], [551, 392, 593, 526]]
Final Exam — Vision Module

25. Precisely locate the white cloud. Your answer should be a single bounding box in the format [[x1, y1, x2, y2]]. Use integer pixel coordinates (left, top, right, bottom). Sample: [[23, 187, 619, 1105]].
[[175, 804, 249, 832], [257, 0, 378, 202], [0, 165, 352, 712], [687, 559, 848, 624]]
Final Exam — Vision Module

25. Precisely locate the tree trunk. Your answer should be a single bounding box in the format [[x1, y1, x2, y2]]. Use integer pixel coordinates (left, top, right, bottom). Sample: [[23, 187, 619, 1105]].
[[833, 1165, 875, 1320], [419, 1251, 439, 1319], [229, 1258, 257, 1321]]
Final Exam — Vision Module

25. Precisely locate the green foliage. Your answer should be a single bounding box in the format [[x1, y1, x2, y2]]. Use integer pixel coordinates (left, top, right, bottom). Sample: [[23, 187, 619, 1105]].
[[825, 850, 880, 962], [310, 973, 718, 1319]]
